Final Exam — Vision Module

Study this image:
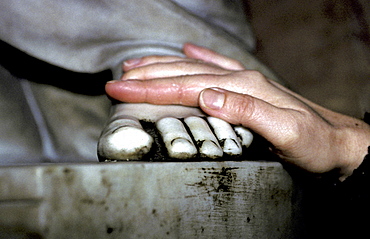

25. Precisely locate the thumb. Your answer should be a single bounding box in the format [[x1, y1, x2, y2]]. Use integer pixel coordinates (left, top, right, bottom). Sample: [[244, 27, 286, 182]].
[[199, 88, 294, 147]]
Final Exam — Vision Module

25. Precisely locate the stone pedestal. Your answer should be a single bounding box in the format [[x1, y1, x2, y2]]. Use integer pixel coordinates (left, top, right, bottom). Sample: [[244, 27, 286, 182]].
[[0, 161, 304, 238]]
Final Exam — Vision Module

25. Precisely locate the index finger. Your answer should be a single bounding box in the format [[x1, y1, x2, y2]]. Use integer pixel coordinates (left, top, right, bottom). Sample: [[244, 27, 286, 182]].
[[106, 76, 214, 106]]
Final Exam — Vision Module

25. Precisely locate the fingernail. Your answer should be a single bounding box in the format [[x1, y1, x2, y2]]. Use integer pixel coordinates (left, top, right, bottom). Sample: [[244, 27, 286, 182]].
[[123, 58, 141, 67], [200, 88, 225, 110]]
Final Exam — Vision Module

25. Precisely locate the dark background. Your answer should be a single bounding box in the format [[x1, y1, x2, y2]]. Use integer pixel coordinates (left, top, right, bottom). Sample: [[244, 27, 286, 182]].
[[244, 0, 370, 118]]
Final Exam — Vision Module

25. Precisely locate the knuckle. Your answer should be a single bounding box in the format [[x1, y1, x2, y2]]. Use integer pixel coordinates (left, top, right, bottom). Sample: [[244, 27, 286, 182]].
[[247, 70, 267, 82], [233, 70, 268, 86], [231, 61, 245, 70], [226, 94, 257, 125], [282, 123, 301, 146], [276, 115, 302, 147]]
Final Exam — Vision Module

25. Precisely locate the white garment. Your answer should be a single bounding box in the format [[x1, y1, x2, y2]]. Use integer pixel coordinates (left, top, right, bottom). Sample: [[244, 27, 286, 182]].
[[0, 0, 276, 79]]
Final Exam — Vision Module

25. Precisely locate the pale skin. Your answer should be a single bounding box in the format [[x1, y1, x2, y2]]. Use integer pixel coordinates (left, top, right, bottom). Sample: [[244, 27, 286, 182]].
[[106, 43, 370, 181]]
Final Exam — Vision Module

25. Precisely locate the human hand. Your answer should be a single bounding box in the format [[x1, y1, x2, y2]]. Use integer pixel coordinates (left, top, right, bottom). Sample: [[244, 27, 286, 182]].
[[106, 43, 370, 180]]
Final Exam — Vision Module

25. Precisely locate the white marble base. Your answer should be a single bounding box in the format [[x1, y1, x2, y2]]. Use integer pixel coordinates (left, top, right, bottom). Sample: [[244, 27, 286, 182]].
[[0, 161, 303, 238]]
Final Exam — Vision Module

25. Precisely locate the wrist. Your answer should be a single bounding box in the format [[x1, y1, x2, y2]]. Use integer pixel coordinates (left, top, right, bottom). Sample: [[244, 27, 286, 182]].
[[336, 117, 370, 181]]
